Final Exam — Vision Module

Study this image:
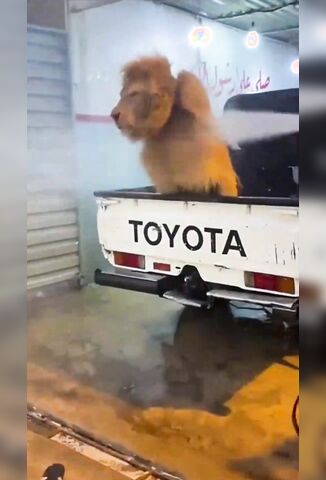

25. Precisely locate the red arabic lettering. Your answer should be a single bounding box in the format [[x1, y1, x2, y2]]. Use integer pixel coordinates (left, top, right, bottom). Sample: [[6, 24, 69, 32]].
[[195, 61, 271, 101], [198, 62, 219, 90], [256, 70, 271, 91], [240, 70, 251, 91], [220, 77, 232, 86]]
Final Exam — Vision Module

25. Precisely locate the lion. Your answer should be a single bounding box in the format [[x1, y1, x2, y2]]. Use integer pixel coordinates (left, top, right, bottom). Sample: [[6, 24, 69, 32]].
[[111, 56, 239, 196]]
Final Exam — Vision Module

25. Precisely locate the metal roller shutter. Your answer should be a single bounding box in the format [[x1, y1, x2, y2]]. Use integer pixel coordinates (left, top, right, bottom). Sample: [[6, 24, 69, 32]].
[[27, 25, 80, 289]]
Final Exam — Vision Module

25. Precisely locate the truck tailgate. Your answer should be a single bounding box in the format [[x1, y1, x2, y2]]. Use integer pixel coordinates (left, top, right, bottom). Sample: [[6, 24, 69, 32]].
[[96, 195, 299, 295]]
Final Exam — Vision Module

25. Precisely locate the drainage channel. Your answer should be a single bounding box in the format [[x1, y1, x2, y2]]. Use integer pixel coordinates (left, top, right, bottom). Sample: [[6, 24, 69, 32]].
[[28, 403, 183, 480]]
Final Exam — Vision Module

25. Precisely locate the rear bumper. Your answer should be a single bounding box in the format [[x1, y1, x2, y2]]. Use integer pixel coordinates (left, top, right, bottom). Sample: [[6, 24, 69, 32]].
[[94, 268, 178, 295], [95, 268, 298, 312], [207, 288, 298, 311]]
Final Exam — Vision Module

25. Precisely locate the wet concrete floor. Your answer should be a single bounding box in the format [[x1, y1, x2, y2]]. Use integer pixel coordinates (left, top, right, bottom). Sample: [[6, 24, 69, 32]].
[[28, 285, 299, 480]]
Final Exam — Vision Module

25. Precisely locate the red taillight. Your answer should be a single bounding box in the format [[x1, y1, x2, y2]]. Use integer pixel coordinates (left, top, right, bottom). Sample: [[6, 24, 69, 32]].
[[113, 252, 145, 269], [245, 272, 295, 294], [153, 262, 171, 272], [254, 273, 277, 291]]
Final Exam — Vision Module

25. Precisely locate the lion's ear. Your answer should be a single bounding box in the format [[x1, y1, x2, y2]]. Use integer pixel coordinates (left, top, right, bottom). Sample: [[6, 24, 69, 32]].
[[175, 71, 211, 119]]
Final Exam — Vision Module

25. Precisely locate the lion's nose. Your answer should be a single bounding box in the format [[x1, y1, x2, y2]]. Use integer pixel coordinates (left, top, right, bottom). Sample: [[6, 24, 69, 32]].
[[111, 109, 120, 124]]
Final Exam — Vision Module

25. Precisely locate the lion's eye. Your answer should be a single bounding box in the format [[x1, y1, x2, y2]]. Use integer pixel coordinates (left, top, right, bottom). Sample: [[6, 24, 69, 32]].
[[128, 91, 139, 98]]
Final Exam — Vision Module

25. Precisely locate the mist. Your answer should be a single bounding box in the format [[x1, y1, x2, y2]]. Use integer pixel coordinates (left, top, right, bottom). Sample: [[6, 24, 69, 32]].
[[219, 111, 299, 149]]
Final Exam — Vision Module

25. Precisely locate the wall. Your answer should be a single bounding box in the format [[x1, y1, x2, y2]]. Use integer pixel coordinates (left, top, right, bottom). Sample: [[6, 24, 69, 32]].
[[27, 26, 80, 289], [69, 0, 299, 282]]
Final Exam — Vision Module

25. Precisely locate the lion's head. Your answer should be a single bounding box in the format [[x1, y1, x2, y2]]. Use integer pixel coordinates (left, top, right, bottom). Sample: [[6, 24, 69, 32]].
[[111, 56, 176, 140]]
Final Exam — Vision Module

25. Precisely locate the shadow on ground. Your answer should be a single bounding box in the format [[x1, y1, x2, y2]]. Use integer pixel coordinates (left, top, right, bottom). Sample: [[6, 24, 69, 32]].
[[230, 438, 299, 480], [28, 287, 298, 416]]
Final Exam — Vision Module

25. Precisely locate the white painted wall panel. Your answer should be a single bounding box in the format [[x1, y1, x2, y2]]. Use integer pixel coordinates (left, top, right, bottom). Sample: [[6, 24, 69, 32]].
[[27, 194, 76, 214], [27, 25, 79, 289], [27, 211, 77, 230], [27, 240, 79, 261], [28, 95, 70, 113], [27, 254, 79, 277], [28, 44, 67, 64], [27, 268, 80, 289], [27, 225, 79, 246]]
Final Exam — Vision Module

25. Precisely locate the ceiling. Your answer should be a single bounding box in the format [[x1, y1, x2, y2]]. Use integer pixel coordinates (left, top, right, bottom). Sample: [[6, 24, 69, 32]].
[[69, 0, 299, 47], [153, 0, 299, 47], [69, 0, 123, 12]]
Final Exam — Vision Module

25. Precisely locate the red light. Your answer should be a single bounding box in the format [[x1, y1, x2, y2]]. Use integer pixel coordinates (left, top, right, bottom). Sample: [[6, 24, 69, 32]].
[[114, 252, 145, 269], [254, 273, 277, 291], [245, 272, 295, 294], [153, 262, 171, 272]]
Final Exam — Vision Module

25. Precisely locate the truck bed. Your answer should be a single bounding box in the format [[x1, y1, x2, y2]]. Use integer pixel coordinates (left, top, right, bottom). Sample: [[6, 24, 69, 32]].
[[95, 187, 299, 304], [94, 186, 298, 207]]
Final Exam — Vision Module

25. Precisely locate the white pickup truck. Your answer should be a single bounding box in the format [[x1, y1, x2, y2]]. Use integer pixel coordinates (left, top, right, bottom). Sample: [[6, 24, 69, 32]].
[[94, 89, 299, 320]]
